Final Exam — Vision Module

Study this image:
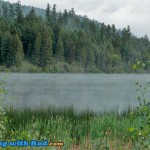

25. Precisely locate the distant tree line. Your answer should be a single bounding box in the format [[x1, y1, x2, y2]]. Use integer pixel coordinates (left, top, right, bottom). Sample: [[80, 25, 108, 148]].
[[0, 0, 150, 72]]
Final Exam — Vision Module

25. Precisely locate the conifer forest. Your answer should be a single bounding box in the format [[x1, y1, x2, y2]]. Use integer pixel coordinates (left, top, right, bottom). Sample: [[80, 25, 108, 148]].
[[0, 0, 150, 73]]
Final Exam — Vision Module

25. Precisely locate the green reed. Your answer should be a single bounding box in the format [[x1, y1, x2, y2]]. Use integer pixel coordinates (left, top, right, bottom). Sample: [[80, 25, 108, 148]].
[[2, 106, 143, 150]]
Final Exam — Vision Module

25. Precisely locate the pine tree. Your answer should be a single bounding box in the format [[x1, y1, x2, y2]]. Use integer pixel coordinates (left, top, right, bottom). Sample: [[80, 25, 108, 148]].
[[55, 34, 64, 61], [112, 24, 116, 35], [9, 4, 15, 19], [16, 0, 24, 23], [0, 30, 2, 64], [22, 24, 37, 60], [77, 30, 88, 65], [69, 8, 75, 18], [21, 24, 32, 56], [15, 0, 21, 15], [62, 32, 76, 64], [26, 7, 36, 21], [40, 27, 53, 67], [62, 32, 69, 61], [68, 39, 76, 64], [86, 43, 95, 67], [27, 43, 32, 59], [57, 12, 63, 25], [32, 32, 41, 65], [51, 4, 57, 24], [7, 35, 14, 67], [1, 32, 12, 65], [77, 47, 86, 66], [6, 34, 24, 67], [120, 25, 131, 61], [14, 34, 24, 67], [0, 19, 7, 33], [63, 9, 68, 24], [106, 25, 111, 38], [121, 25, 131, 44], [0, 7, 2, 16], [52, 23, 61, 55], [46, 3, 51, 23], [2, 3, 8, 18]]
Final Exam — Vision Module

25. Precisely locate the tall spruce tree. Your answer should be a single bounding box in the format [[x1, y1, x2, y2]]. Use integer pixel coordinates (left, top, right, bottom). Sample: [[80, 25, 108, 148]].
[[40, 26, 53, 67], [0, 30, 3, 64], [26, 7, 36, 21], [2, 3, 8, 18], [16, 0, 24, 23], [51, 4, 57, 25], [69, 8, 75, 18], [32, 32, 41, 66], [9, 4, 15, 19], [77, 30, 88, 65], [7, 35, 14, 67], [55, 34, 64, 61], [7, 34, 24, 67], [1, 32, 12, 65], [46, 3, 51, 23], [13, 34, 24, 67], [63, 9, 68, 24]]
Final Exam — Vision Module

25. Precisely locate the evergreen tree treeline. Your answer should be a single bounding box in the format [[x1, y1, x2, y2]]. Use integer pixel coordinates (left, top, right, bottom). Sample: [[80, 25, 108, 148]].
[[0, 0, 150, 72]]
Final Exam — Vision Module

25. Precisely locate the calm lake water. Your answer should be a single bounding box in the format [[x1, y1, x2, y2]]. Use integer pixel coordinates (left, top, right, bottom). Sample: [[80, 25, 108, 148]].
[[1, 73, 150, 113]]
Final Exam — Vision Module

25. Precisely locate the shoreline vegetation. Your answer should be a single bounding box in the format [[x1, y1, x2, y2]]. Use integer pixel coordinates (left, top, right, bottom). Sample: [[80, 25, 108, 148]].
[[0, 106, 148, 150], [0, 106, 141, 149], [0, 60, 149, 74]]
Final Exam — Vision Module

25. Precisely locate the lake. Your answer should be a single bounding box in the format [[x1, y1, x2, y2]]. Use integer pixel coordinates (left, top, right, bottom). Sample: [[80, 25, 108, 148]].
[[1, 73, 150, 113]]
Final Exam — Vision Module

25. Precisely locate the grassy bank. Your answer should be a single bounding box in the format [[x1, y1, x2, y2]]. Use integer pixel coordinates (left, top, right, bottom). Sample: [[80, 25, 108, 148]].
[[0, 59, 144, 73], [0, 60, 94, 73], [0, 106, 145, 150]]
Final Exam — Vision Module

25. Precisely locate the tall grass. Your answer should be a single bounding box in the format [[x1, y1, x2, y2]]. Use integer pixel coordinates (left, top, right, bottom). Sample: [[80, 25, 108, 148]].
[[3, 106, 143, 150]]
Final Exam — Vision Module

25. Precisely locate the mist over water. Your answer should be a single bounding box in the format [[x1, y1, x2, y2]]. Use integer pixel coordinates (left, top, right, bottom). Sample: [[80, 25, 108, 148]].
[[1, 73, 150, 113]]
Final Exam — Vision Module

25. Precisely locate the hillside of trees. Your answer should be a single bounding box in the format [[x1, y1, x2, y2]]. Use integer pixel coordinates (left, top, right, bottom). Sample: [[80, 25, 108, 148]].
[[0, 0, 150, 73]]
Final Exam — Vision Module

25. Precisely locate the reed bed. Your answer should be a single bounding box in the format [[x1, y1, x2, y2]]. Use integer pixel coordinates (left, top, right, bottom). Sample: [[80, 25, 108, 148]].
[[2, 106, 143, 150]]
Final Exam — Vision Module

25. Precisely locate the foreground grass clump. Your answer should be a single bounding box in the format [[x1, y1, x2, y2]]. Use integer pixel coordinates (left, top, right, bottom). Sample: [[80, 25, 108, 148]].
[[1, 106, 143, 150]]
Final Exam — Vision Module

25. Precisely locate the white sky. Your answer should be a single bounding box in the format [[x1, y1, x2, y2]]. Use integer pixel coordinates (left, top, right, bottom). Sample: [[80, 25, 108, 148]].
[[4, 0, 150, 38]]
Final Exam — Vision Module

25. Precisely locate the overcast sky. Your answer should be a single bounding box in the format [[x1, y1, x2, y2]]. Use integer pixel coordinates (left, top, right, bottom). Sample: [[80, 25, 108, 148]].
[[4, 0, 150, 38]]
